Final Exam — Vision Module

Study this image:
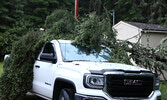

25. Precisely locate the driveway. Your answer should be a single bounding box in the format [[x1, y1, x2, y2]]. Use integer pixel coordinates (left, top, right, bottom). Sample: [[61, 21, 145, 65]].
[[23, 92, 46, 100]]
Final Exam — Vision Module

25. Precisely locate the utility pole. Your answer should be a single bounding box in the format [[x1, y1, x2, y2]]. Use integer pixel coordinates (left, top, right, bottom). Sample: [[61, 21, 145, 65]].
[[75, 0, 79, 20], [110, 10, 115, 26]]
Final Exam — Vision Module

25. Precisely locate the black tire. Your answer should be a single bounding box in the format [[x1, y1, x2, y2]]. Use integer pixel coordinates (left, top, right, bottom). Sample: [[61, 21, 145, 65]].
[[58, 88, 75, 100]]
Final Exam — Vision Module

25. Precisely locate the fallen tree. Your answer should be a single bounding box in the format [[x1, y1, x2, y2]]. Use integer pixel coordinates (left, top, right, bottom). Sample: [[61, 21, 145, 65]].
[[73, 14, 167, 80], [0, 10, 166, 100], [0, 9, 77, 100]]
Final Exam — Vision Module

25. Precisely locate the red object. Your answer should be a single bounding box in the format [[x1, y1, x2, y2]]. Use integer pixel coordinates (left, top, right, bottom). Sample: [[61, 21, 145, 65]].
[[75, 0, 79, 20]]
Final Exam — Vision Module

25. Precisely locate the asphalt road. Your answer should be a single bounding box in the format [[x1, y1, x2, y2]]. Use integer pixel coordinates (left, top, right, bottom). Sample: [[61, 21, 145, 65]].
[[23, 92, 46, 100]]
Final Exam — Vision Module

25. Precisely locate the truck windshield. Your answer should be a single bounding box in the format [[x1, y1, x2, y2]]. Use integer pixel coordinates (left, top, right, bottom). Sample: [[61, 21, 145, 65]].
[[60, 43, 111, 62]]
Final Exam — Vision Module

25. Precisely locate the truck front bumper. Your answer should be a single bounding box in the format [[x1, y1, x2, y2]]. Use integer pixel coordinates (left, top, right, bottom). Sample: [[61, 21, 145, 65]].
[[75, 93, 106, 100], [75, 90, 161, 100]]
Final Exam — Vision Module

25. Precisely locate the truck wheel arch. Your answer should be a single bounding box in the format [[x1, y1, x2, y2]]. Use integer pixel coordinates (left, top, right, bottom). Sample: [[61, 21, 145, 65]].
[[52, 78, 76, 100]]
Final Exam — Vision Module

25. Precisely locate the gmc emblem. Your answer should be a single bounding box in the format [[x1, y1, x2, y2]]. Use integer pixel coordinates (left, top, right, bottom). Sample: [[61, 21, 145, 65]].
[[124, 79, 143, 86]]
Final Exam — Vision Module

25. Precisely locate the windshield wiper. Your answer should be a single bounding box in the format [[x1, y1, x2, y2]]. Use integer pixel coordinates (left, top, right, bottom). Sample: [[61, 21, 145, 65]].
[[64, 60, 73, 62], [72, 60, 91, 62], [64, 60, 91, 62]]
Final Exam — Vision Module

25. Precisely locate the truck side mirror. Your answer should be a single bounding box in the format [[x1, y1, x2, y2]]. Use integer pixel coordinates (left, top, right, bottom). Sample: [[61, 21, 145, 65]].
[[4, 54, 10, 60], [40, 53, 57, 64]]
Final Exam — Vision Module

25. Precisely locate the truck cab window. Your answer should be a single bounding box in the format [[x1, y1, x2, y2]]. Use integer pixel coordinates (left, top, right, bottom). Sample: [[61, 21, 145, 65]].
[[43, 43, 55, 56], [40, 43, 57, 62]]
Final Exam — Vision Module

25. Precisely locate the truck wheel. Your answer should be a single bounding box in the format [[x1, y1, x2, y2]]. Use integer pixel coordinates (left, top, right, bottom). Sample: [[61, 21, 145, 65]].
[[59, 88, 74, 100]]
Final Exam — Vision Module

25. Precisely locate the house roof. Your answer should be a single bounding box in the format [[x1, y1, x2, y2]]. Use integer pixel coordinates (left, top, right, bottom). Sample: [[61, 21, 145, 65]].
[[124, 21, 167, 31]]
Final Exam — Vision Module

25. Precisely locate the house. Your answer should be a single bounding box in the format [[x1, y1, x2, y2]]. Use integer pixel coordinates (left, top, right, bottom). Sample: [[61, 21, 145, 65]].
[[113, 21, 167, 47], [113, 21, 167, 80]]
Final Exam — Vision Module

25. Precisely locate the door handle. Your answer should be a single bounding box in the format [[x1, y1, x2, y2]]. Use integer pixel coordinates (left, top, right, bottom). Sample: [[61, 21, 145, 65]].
[[35, 65, 40, 68]]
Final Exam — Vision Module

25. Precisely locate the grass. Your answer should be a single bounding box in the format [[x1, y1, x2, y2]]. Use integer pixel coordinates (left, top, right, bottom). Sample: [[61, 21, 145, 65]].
[[160, 81, 167, 100], [0, 62, 3, 77], [0, 62, 166, 99]]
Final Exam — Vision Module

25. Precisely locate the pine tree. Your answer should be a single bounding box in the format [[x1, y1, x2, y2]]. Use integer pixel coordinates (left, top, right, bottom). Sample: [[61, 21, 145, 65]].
[[23, 0, 74, 28], [149, 0, 167, 24], [114, 0, 145, 22], [0, 0, 13, 33]]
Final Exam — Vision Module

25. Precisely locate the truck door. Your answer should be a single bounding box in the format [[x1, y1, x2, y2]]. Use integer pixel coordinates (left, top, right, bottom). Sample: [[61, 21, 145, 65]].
[[33, 43, 57, 98]]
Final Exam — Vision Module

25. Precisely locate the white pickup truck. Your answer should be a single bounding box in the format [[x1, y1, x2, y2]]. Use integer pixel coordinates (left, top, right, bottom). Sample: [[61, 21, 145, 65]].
[[31, 40, 161, 100]]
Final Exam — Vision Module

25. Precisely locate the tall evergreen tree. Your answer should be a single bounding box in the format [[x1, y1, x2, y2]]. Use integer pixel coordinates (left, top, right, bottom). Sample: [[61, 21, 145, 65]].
[[0, 0, 13, 33], [114, 0, 145, 22], [149, 0, 167, 24], [23, 0, 74, 28], [9, 0, 25, 21], [0, 0, 23, 60], [0, 0, 25, 34], [138, 0, 153, 23], [79, 0, 90, 15]]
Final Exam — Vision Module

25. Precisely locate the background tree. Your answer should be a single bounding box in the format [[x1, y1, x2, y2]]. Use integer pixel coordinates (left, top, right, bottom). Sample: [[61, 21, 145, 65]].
[[113, 0, 146, 22], [0, 2, 167, 98], [23, 0, 74, 28], [0, 0, 14, 33], [0, 31, 44, 100], [0, 10, 77, 99], [0, 0, 74, 61], [149, 0, 167, 24], [0, 0, 24, 60]]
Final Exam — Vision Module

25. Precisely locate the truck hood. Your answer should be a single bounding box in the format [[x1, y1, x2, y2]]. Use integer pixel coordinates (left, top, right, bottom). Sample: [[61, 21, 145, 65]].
[[71, 61, 150, 73]]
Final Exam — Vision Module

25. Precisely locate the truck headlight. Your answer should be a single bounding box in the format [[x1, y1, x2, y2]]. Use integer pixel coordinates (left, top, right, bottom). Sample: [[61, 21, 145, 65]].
[[155, 74, 160, 90], [84, 74, 104, 89]]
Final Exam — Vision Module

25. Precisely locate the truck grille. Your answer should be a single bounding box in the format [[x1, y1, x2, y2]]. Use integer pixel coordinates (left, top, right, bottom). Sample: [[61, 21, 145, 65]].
[[104, 74, 154, 98]]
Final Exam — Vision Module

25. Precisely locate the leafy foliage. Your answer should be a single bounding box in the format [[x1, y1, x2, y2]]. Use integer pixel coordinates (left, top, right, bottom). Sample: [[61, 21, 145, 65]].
[[0, 33, 18, 61], [1, 0, 167, 61], [0, 0, 167, 98], [0, 31, 44, 100], [149, 0, 167, 24], [24, 0, 74, 28], [0, 18, 31, 61], [0, 0, 15, 33], [114, 0, 145, 22], [9, 18, 32, 37], [0, 0, 75, 60], [73, 14, 116, 52], [77, 0, 167, 25], [44, 9, 77, 40], [73, 12, 167, 80], [0, 9, 77, 100], [118, 38, 167, 80], [109, 42, 132, 65]]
